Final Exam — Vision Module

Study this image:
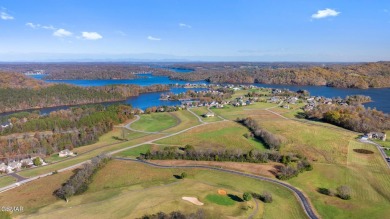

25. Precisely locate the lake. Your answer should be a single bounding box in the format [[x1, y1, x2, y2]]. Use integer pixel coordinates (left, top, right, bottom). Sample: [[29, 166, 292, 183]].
[[15, 74, 390, 114]]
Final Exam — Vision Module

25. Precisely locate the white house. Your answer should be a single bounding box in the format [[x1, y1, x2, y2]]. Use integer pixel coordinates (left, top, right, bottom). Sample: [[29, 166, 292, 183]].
[[20, 158, 34, 167], [8, 161, 21, 172], [0, 163, 8, 173], [59, 149, 74, 157]]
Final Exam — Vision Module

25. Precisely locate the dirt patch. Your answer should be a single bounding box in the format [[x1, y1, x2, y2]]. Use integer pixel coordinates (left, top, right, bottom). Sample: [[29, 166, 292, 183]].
[[182, 196, 204, 206], [218, 189, 227, 195], [150, 160, 279, 178], [353, 149, 374, 154]]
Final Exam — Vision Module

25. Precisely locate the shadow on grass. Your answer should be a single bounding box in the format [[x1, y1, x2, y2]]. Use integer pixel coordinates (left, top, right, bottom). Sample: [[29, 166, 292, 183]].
[[228, 194, 243, 202]]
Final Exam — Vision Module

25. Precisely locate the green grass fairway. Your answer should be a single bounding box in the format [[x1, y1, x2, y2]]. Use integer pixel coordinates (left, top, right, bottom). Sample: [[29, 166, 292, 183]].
[[206, 194, 236, 206], [373, 139, 390, 148], [10, 160, 306, 219], [156, 121, 267, 151], [131, 113, 178, 132]]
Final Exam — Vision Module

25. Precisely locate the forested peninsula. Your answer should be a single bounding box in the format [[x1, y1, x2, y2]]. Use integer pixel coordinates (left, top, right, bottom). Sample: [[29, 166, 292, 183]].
[[156, 62, 390, 89], [0, 72, 169, 113]]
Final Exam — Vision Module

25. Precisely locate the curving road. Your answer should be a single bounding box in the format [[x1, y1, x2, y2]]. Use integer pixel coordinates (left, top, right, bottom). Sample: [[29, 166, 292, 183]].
[[115, 157, 319, 219]]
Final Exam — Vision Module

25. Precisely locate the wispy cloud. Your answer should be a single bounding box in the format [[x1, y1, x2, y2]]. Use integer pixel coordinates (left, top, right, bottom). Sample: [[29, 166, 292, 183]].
[[115, 30, 127, 36], [1, 9, 14, 20], [312, 8, 340, 19], [81, 32, 103, 40], [53, 29, 73, 37], [384, 9, 389, 14], [147, 36, 161, 41], [179, 23, 192, 28], [26, 22, 56, 30]]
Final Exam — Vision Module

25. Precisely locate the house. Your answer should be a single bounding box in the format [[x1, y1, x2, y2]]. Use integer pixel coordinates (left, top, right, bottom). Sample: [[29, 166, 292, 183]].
[[366, 132, 387, 141], [203, 112, 215, 117], [1, 122, 12, 129], [0, 163, 8, 173], [59, 149, 74, 157], [8, 161, 21, 172], [20, 158, 33, 167]]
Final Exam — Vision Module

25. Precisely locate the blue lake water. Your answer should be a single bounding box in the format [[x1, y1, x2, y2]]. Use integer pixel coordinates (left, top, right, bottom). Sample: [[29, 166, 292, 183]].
[[19, 74, 390, 114]]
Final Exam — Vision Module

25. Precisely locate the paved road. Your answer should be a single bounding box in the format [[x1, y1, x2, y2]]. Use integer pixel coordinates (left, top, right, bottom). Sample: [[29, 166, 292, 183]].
[[187, 108, 206, 124], [8, 172, 28, 182], [0, 118, 227, 194], [360, 139, 390, 169], [116, 157, 319, 219]]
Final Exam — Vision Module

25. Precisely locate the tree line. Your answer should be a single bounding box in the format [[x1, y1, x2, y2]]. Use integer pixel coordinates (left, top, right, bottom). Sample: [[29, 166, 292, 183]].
[[140, 145, 312, 180], [0, 104, 134, 158], [305, 104, 390, 133], [237, 117, 286, 150], [54, 154, 111, 202]]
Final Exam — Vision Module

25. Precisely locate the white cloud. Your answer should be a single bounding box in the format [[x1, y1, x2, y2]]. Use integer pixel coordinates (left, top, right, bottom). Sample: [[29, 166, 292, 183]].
[[26, 22, 56, 30], [26, 22, 38, 28], [81, 32, 103, 40], [53, 29, 73, 37], [179, 23, 192, 28], [147, 36, 161, 41], [312, 8, 340, 19], [1, 11, 14, 20], [384, 9, 389, 13]]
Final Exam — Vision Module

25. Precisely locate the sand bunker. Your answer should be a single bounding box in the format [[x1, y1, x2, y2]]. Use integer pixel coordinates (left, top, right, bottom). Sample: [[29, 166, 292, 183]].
[[218, 189, 227, 195], [182, 197, 204, 206]]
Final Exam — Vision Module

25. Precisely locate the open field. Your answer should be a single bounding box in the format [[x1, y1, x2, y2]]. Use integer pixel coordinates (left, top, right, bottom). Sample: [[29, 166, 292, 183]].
[[130, 113, 178, 132], [288, 141, 390, 219], [245, 111, 355, 164], [12, 160, 307, 219], [0, 176, 16, 187], [211, 102, 278, 120], [115, 144, 152, 158], [0, 171, 73, 216], [156, 121, 267, 151], [163, 110, 201, 133], [190, 107, 222, 122], [18, 133, 165, 178]]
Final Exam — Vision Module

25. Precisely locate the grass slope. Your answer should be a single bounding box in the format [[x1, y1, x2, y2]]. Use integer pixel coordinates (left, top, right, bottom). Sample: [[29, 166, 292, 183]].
[[131, 113, 178, 132], [156, 121, 267, 151], [12, 160, 306, 219]]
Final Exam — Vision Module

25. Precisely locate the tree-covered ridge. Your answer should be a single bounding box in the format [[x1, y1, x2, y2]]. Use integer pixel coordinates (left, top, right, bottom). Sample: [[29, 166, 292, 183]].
[[306, 104, 390, 133], [0, 83, 169, 113], [0, 104, 134, 157], [0, 63, 173, 80], [156, 62, 390, 89], [0, 72, 48, 89]]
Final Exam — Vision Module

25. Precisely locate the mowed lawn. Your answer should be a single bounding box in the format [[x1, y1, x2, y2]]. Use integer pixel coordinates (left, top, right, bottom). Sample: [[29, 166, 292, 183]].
[[0, 176, 16, 187], [252, 113, 354, 164], [289, 141, 390, 219], [131, 113, 178, 132], [19, 160, 307, 219], [163, 110, 201, 133], [156, 121, 267, 151]]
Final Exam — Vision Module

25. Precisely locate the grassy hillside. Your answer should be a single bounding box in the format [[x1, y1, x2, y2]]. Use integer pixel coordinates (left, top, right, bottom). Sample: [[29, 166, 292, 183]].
[[8, 160, 307, 219]]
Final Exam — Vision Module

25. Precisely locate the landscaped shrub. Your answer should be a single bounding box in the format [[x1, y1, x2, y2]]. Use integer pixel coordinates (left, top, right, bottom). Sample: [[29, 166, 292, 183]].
[[243, 192, 252, 201], [336, 185, 352, 200]]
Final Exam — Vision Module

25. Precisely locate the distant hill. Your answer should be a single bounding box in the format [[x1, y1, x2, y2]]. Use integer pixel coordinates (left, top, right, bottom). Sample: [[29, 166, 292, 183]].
[[0, 72, 48, 89]]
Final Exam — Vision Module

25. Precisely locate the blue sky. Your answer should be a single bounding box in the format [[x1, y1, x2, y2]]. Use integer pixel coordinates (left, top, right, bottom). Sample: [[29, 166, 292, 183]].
[[0, 0, 389, 62]]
